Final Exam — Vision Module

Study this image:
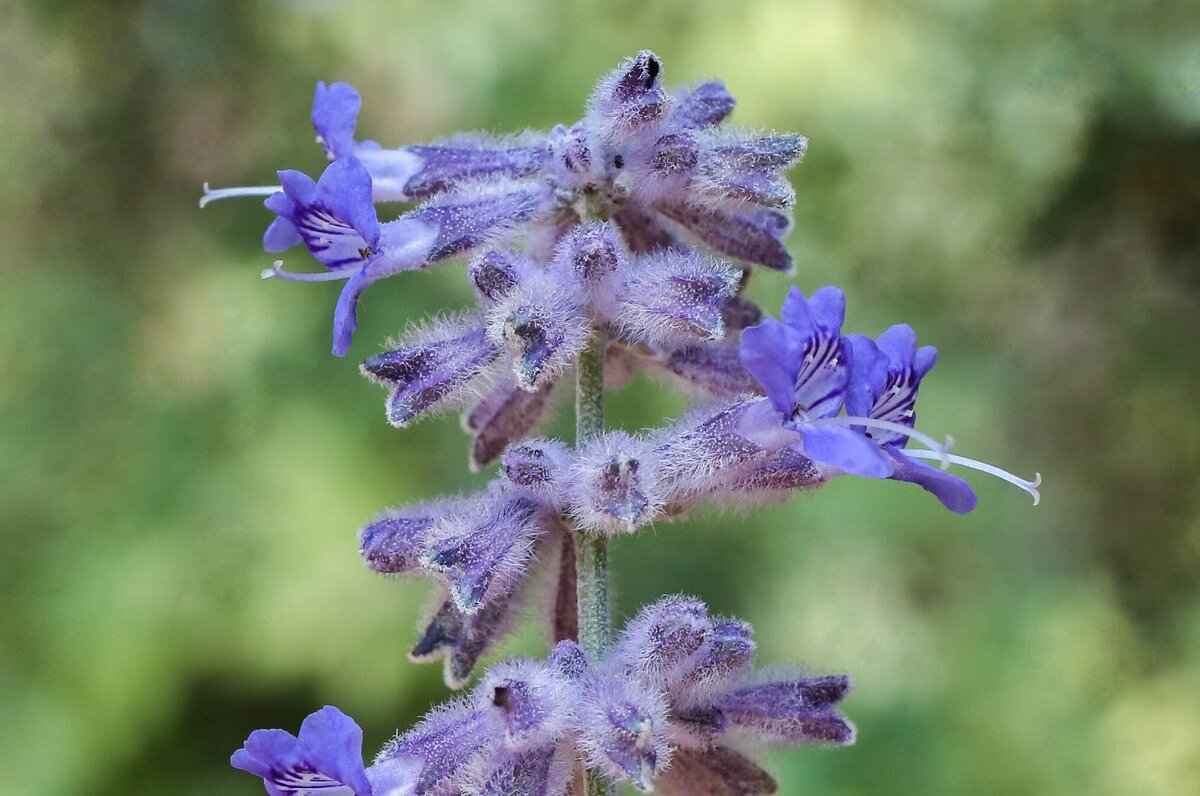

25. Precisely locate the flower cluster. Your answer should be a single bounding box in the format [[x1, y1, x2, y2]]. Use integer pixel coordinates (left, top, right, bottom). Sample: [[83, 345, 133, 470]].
[[233, 597, 852, 796], [215, 51, 1039, 796]]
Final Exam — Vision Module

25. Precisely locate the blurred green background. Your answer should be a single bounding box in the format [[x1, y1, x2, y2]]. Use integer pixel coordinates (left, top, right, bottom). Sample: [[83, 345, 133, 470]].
[[2, 0, 1199, 793]]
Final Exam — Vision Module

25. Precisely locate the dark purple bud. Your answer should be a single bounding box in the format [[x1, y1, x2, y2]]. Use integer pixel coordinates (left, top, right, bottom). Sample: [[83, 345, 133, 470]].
[[421, 489, 545, 613], [587, 51, 669, 142], [359, 498, 461, 574], [465, 378, 556, 471], [711, 133, 807, 170], [718, 676, 855, 745], [410, 586, 526, 689], [401, 134, 549, 199], [361, 318, 500, 428], [613, 595, 710, 685], [670, 80, 736, 128], [724, 447, 825, 497], [656, 746, 777, 796], [662, 343, 763, 398], [500, 438, 572, 506], [578, 676, 671, 792], [677, 619, 756, 701], [378, 702, 494, 794], [655, 200, 793, 272], [549, 123, 592, 177], [549, 640, 590, 681], [566, 431, 663, 535], [490, 279, 589, 392], [669, 706, 730, 748], [616, 250, 741, 346], [613, 51, 664, 103], [468, 249, 525, 303], [612, 200, 681, 254], [721, 294, 764, 332], [479, 659, 573, 750], [699, 167, 795, 209], [410, 181, 550, 262]]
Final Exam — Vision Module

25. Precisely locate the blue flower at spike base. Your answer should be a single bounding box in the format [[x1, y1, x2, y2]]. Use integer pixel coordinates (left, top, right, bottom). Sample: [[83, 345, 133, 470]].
[[231, 705, 420, 796]]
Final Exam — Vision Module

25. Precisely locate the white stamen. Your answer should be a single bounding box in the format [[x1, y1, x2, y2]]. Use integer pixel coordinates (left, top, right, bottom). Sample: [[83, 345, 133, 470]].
[[904, 450, 1042, 505], [815, 415, 954, 468], [199, 182, 282, 208], [261, 260, 355, 282]]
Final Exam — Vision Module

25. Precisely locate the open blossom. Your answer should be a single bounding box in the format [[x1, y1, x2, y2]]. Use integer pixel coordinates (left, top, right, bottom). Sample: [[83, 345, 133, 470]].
[[233, 597, 853, 796]]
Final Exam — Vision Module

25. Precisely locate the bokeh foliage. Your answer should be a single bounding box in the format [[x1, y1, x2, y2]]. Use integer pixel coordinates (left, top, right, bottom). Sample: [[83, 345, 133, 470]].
[[2, 1, 1198, 794]]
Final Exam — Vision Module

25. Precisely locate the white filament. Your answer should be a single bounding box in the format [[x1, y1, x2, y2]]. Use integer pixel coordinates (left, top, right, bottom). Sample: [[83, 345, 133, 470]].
[[261, 260, 355, 282], [904, 449, 1042, 505], [199, 183, 282, 208]]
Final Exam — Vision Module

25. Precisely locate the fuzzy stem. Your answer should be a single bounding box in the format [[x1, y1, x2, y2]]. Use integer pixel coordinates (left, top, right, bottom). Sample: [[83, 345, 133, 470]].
[[574, 331, 615, 796]]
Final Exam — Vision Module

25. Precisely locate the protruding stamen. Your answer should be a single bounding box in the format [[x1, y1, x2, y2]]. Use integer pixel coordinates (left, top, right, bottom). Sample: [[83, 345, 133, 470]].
[[815, 415, 953, 468], [261, 260, 356, 282], [904, 450, 1042, 505], [199, 183, 282, 208]]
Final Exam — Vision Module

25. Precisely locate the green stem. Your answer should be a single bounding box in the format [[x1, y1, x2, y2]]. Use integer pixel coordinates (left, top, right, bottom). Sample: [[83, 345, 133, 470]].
[[574, 331, 615, 796]]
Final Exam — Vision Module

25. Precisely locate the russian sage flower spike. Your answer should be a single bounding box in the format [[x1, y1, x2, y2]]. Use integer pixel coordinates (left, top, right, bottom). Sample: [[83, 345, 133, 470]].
[[233, 597, 852, 796]]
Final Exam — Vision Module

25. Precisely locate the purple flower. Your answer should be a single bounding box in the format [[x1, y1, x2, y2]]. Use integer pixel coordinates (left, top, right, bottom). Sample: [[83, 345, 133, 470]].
[[231, 706, 419, 796], [740, 286, 891, 477], [845, 327, 976, 513], [263, 158, 380, 271]]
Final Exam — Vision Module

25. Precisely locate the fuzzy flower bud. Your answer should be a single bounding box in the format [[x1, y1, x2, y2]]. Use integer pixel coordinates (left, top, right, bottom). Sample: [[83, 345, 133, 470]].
[[361, 316, 500, 427], [489, 277, 590, 391], [566, 431, 663, 534], [616, 250, 741, 346]]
